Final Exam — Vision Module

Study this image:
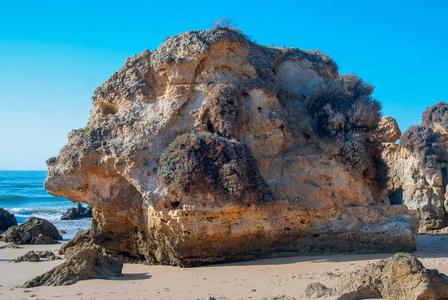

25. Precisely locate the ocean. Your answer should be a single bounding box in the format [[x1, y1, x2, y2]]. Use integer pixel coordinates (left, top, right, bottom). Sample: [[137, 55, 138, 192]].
[[0, 170, 91, 239]]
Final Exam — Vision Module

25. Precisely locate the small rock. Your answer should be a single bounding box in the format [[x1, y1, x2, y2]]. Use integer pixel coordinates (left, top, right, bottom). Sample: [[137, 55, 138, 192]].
[[3, 242, 19, 248], [11, 251, 40, 263], [304, 282, 331, 298], [11, 250, 58, 263], [21, 248, 123, 287], [376, 116, 401, 143], [59, 229, 67, 234]]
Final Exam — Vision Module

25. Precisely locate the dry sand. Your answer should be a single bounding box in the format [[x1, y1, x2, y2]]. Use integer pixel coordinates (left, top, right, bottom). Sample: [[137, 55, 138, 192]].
[[1, 234, 447, 300]]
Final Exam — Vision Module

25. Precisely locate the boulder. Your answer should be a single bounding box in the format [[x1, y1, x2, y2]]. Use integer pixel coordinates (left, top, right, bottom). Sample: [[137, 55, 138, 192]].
[[376, 116, 401, 143], [21, 248, 123, 287], [0, 208, 17, 231], [305, 252, 448, 300], [61, 203, 92, 220], [44, 27, 418, 266], [1, 217, 62, 244]]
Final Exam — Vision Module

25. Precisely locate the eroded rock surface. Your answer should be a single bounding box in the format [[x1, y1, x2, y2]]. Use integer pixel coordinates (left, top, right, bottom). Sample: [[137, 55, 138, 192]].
[[59, 229, 105, 259], [382, 144, 448, 229], [305, 252, 448, 300], [382, 103, 448, 230], [22, 248, 123, 287], [46, 27, 418, 266], [0, 208, 17, 231], [1, 217, 62, 244]]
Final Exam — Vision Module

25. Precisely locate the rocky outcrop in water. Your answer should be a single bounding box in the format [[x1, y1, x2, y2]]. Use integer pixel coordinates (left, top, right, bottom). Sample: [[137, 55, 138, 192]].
[[0, 208, 17, 231], [0, 217, 62, 244], [22, 248, 122, 287], [305, 252, 448, 300], [61, 203, 92, 220], [45, 27, 418, 266]]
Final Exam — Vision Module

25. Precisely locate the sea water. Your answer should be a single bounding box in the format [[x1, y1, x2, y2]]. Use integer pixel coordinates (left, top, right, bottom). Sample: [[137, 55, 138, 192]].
[[0, 170, 91, 239]]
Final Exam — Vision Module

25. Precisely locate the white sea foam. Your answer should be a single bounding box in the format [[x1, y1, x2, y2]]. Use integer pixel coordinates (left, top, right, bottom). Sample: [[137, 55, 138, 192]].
[[1, 171, 91, 236]]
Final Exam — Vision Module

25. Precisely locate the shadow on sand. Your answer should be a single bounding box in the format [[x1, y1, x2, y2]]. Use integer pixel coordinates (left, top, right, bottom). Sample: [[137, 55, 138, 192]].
[[112, 273, 152, 281], [198, 234, 448, 268]]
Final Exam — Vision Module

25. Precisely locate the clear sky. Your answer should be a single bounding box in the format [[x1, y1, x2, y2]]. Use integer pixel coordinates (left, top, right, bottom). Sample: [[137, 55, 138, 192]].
[[0, 0, 447, 170]]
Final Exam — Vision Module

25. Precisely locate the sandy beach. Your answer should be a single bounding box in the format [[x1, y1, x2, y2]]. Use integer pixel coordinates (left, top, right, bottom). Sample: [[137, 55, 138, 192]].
[[0, 234, 447, 300]]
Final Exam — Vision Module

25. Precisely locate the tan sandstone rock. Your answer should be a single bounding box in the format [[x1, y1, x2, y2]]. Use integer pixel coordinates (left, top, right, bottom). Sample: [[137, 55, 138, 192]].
[[376, 115, 401, 143], [382, 143, 447, 229], [381, 109, 448, 230], [305, 252, 448, 300], [45, 28, 418, 266]]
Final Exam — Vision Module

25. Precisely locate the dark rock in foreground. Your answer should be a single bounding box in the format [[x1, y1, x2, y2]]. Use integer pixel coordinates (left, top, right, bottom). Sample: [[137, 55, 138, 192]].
[[11, 250, 58, 263], [0, 208, 17, 231], [0, 217, 62, 244], [305, 252, 448, 300], [61, 203, 92, 220], [22, 248, 123, 287]]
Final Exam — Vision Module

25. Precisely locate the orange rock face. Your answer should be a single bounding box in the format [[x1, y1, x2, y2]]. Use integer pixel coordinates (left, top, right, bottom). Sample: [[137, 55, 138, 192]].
[[45, 28, 418, 266]]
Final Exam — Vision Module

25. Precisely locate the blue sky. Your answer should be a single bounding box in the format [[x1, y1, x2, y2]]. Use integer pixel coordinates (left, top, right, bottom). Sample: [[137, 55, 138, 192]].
[[0, 0, 447, 170]]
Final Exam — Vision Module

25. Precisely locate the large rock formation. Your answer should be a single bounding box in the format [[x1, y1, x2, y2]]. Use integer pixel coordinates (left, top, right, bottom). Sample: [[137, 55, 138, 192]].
[[45, 27, 418, 266], [305, 252, 448, 300], [382, 102, 448, 230]]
